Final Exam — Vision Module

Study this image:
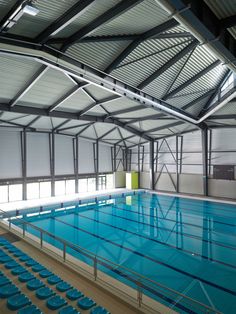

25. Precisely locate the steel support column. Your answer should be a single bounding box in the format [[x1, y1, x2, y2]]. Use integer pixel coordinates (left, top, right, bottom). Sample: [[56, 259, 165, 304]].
[[94, 139, 99, 190], [49, 132, 55, 196], [138, 144, 140, 187], [114, 144, 117, 172], [21, 129, 27, 200], [149, 140, 155, 190], [73, 135, 79, 193], [176, 136, 179, 193], [201, 128, 209, 196]]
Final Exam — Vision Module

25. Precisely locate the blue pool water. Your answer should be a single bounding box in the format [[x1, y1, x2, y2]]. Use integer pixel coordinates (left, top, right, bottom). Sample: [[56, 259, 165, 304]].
[[12, 192, 236, 313]]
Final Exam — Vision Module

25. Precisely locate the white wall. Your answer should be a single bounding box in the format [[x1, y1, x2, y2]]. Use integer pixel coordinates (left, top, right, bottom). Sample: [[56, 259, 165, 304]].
[[99, 143, 112, 172], [0, 130, 22, 178], [55, 134, 74, 175], [27, 133, 50, 177], [78, 138, 94, 174]]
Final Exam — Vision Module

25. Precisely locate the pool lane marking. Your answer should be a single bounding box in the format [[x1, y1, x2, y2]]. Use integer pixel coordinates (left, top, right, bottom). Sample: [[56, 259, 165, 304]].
[[53, 216, 236, 296], [81, 207, 236, 252], [140, 194, 236, 215], [128, 197, 236, 223], [117, 200, 236, 228], [72, 210, 236, 270], [104, 203, 236, 241]]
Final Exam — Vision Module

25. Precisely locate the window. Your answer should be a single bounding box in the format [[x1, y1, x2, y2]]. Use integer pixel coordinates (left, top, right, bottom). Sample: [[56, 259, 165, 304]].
[[27, 182, 39, 200], [9, 184, 22, 202], [79, 179, 87, 193], [88, 178, 96, 192], [39, 182, 51, 198], [106, 174, 114, 189], [66, 180, 75, 195], [0, 185, 8, 203], [55, 180, 65, 196], [98, 176, 106, 191]]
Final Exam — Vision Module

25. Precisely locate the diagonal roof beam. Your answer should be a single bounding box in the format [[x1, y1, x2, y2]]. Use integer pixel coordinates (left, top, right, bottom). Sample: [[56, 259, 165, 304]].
[[75, 122, 94, 136], [0, 0, 26, 32], [124, 113, 167, 124], [52, 119, 71, 131], [116, 134, 135, 146], [48, 82, 88, 112], [78, 95, 120, 116], [25, 116, 41, 128], [163, 60, 221, 100], [143, 121, 185, 134], [61, 0, 143, 51], [49, 31, 194, 45], [104, 105, 145, 119], [10, 65, 48, 107], [57, 122, 91, 132], [138, 40, 198, 90], [220, 15, 236, 30], [208, 114, 236, 120], [117, 127, 127, 148], [97, 126, 117, 141], [197, 69, 231, 117], [0, 118, 35, 130], [181, 89, 215, 111], [36, 0, 96, 43], [105, 19, 178, 74]]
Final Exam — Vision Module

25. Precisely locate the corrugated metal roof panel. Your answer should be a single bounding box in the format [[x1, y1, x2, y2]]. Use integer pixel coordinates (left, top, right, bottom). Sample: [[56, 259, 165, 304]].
[[0, 55, 41, 102], [9, 0, 79, 38], [92, 0, 169, 36], [84, 84, 115, 100], [81, 125, 97, 138], [172, 64, 226, 97], [18, 68, 75, 108], [67, 40, 131, 71], [142, 52, 191, 99], [0, 0, 16, 20], [167, 90, 209, 109], [56, 89, 93, 113], [185, 95, 212, 117], [55, 0, 121, 38], [102, 97, 139, 113], [212, 100, 236, 115], [169, 45, 218, 92], [111, 39, 191, 87], [205, 0, 236, 19]]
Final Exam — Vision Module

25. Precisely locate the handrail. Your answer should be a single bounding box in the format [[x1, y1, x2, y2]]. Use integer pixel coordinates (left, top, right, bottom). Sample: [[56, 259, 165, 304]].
[[0, 207, 221, 313]]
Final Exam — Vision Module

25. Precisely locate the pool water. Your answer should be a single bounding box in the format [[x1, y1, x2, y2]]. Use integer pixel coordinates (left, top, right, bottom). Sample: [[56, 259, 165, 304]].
[[13, 192, 236, 313]]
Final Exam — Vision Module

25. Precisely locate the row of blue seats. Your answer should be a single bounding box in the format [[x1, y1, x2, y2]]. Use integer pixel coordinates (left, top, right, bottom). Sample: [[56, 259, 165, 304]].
[[0, 236, 110, 314]]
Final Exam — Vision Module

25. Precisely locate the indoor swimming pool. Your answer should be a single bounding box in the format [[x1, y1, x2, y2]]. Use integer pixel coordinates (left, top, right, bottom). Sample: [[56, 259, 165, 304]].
[[10, 192, 236, 313]]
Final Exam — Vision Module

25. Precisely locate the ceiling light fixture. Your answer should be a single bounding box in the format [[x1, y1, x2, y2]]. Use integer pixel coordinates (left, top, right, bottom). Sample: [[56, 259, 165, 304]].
[[22, 4, 39, 16]]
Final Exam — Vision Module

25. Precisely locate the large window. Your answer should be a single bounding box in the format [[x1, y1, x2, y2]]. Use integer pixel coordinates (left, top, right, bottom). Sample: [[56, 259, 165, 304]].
[[9, 184, 22, 202], [27, 182, 39, 200], [55, 180, 66, 196], [0, 185, 8, 203], [66, 180, 75, 195], [106, 174, 114, 189], [39, 182, 51, 198], [88, 178, 96, 192]]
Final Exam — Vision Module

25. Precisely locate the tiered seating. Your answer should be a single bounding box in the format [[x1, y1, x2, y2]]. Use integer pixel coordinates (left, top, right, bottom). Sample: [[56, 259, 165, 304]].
[[0, 236, 110, 314]]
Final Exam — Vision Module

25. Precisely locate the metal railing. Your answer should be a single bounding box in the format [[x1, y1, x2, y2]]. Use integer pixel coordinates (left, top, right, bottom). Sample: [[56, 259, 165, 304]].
[[0, 207, 222, 314]]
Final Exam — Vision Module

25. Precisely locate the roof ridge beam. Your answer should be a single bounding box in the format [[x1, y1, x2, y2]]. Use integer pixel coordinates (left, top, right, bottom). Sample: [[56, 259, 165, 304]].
[[60, 0, 143, 51], [137, 40, 198, 90], [36, 0, 96, 43], [105, 19, 178, 74], [163, 60, 221, 100]]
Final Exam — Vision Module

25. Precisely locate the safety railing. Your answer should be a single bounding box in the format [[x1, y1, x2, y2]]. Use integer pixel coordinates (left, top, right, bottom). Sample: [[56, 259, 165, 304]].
[[0, 208, 222, 314]]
